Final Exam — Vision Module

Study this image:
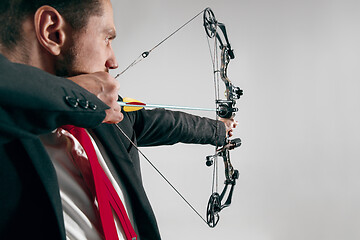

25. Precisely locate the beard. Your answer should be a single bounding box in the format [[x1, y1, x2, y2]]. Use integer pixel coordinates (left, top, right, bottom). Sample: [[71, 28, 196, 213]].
[[54, 36, 109, 77], [54, 44, 77, 78]]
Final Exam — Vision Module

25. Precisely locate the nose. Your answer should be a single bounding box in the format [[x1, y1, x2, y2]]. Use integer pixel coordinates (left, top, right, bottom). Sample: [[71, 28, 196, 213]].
[[105, 53, 118, 70]]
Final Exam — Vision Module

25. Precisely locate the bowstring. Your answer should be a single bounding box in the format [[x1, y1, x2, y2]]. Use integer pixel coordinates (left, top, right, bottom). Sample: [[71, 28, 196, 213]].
[[214, 35, 221, 196], [206, 30, 220, 196], [116, 9, 206, 78], [114, 124, 208, 225]]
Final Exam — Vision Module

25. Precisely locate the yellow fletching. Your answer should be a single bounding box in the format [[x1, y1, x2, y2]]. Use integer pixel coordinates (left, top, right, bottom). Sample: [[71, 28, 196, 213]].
[[122, 97, 145, 112]]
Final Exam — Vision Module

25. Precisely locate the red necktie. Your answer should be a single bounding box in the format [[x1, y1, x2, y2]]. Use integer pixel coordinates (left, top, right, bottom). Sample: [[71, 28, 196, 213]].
[[62, 125, 137, 240]]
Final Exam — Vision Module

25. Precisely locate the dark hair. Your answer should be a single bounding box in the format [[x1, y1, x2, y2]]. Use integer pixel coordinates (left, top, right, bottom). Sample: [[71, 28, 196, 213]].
[[0, 0, 102, 49]]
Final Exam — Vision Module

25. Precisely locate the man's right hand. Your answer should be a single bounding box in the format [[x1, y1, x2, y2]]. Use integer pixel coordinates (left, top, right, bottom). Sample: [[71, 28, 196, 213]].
[[68, 72, 123, 124]]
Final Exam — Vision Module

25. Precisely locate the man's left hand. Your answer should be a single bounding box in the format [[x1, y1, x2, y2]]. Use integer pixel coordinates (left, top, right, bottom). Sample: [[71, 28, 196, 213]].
[[219, 118, 238, 137]]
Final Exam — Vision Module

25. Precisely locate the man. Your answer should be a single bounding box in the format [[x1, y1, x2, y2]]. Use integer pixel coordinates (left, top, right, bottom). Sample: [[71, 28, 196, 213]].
[[0, 0, 236, 239]]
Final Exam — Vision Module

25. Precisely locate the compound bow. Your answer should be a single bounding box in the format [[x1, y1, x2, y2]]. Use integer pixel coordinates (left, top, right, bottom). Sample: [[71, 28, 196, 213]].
[[202, 7, 243, 227], [115, 7, 243, 228]]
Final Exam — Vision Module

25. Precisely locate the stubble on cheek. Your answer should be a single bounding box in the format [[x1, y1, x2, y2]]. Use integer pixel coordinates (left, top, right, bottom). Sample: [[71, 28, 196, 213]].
[[54, 44, 78, 77]]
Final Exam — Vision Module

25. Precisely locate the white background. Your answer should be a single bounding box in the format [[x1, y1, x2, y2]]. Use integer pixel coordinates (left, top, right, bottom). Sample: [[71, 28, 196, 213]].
[[111, 0, 360, 239]]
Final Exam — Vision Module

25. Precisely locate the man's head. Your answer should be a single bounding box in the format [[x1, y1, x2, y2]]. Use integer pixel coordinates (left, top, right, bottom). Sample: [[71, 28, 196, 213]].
[[0, 0, 118, 76]]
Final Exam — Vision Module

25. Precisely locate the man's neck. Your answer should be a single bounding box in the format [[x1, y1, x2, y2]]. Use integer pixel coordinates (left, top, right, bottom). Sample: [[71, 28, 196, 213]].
[[1, 42, 55, 74], [1, 46, 29, 65]]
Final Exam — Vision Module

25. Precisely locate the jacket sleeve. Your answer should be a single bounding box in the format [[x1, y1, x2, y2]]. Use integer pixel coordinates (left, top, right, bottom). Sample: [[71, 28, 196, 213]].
[[129, 108, 226, 147], [0, 54, 108, 144]]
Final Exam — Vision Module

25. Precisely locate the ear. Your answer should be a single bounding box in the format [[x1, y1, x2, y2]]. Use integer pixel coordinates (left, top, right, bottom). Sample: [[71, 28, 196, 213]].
[[34, 6, 67, 56]]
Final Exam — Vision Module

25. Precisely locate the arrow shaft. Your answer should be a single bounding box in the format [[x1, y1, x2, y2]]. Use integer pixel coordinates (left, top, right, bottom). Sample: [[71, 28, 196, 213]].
[[118, 102, 216, 112]]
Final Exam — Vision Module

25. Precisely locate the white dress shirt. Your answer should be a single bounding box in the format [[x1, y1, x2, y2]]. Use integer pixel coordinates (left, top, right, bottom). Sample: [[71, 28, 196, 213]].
[[41, 128, 134, 240]]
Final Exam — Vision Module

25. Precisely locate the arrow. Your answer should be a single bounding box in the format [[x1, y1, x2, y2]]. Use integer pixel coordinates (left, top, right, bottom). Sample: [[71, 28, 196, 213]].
[[118, 97, 216, 112]]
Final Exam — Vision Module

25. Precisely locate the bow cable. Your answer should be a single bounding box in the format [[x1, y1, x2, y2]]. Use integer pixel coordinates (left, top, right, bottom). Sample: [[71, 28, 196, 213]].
[[206, 33, 221, 195]]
